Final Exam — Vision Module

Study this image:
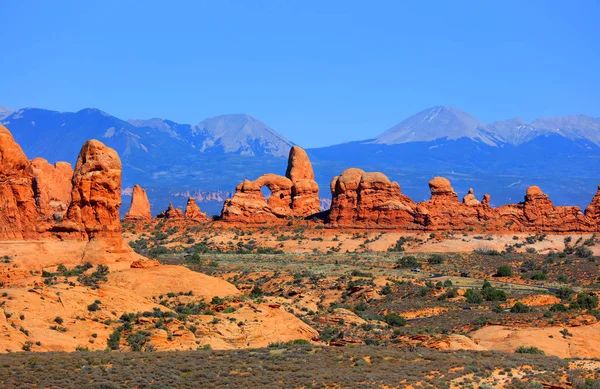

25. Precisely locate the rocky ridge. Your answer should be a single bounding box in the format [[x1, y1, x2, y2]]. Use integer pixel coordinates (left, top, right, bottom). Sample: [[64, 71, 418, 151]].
[[327, 171, 599, 232]]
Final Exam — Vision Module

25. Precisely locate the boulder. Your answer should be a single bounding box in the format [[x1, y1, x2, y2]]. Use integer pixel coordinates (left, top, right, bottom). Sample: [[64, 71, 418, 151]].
[[428, 176, 459, 201], [185, 197, 207, 221], [125, 184, 151, 220], [462, 188, 481, 206]]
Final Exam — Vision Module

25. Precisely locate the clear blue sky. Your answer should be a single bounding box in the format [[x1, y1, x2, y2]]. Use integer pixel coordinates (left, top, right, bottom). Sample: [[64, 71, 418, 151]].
[[2, 0, 599, 147]]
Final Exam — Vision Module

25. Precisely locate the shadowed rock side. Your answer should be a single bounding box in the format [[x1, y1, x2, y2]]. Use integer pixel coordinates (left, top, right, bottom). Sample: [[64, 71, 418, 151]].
[[157, 202, 184, 219], [125, 184, 151, 220], [221, 146, 320, 222], [185, 197, 208, 221], [328, 170, 599, 232], [0, 125, 123, 240]]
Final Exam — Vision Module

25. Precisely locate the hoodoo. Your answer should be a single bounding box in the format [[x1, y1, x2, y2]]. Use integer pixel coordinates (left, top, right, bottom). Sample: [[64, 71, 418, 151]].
[[65, 140, 123, 239], [185, 197, 207, 221], [125, 184, 152, 220]]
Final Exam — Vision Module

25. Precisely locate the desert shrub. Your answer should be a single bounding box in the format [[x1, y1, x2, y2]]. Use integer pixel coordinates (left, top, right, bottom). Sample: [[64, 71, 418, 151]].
[[515, 346, 545, 355], [396, 256, 420, 268], [249, 285, 264, 298], [384, 313, 407, 327], [473, 249, 501, 256], [571, 293, 599, 310], [78, 265, 109, 287], [530, 273, 548, 281], [496, 265, 513, 277], [107, 329, 121, 350], [388, 236, 411, 252], [381, 284, 392, 295], [575, 246, 593, 258], [481, 280, 507, 302], [427, 254, 444, 265], [549, 303, 568, 312], [465, 288, 484, 304], [555, 287, 575, 300], [126, 331, 151, 352], [510, 302, 530, 313]]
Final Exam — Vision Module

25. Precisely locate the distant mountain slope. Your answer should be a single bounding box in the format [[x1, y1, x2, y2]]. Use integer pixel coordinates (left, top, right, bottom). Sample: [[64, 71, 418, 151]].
[[373, 106, 501, 146], [129, 114, 294, 157], [0, 106, 14, 120], [490, 115, 600, 146]]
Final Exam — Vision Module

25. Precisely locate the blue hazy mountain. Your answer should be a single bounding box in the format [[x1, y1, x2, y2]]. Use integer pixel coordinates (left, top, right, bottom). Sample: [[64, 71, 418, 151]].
[[2, 106, 599, 216]]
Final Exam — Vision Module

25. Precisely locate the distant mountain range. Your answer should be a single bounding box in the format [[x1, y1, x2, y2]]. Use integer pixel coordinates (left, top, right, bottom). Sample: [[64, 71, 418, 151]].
[[2, 105, 599, 215], [372, 106, 600, 147]]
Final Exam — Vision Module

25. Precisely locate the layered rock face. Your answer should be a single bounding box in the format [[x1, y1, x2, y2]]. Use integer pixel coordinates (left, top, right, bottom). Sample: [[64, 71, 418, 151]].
[[221, 146, 320, 222], [328, 169, 416, 227], [327, 169, 598, 232], [0, 125, 123, 240], [185, 197, 207, 221], [125, 184, 151, 220], [157, 203, 184, 219]]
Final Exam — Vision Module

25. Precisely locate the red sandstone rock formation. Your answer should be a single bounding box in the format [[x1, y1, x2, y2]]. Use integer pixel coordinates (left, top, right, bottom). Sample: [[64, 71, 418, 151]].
[[495, 186, 591, 233], [0, 125, 38, 239], [287, 146, 320, 215], [185, 197, 207, 221], [462, 188, 481, 206], [157, 202, 184, 219], [327, 170, 598, 232], [585, 185, 600, 230], [221, 146, 320, 222], [414, 178, 493, 230], [328, 168, 416, 228], [64, 140, 123, 239], [0, 124, 124, 240], [125, 184, 151, 220]]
